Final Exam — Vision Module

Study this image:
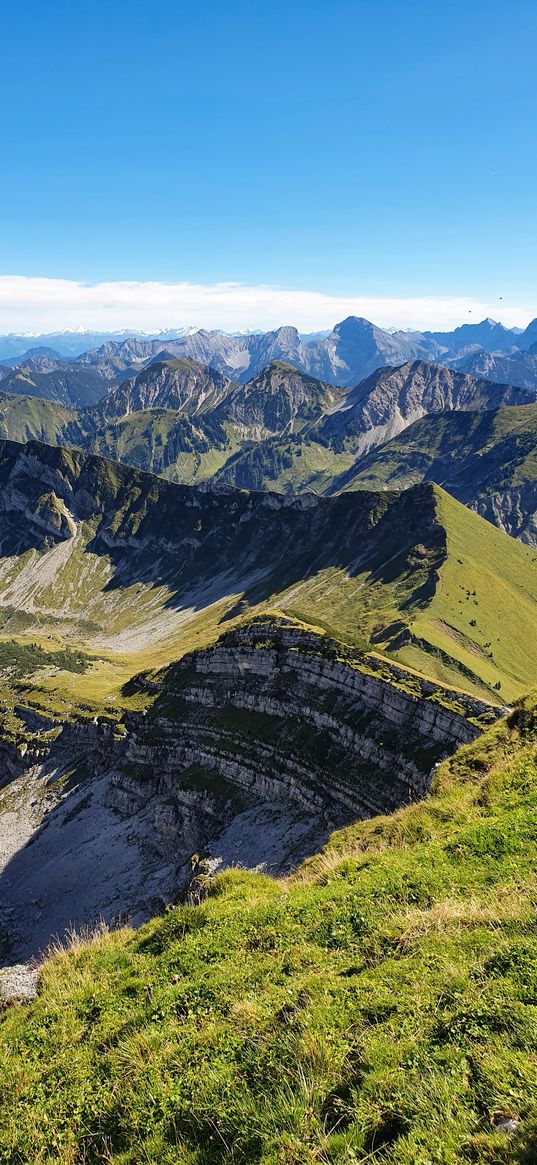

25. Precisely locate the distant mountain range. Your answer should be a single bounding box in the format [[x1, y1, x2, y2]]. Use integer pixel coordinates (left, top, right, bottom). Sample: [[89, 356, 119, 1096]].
[[1, 355, 536, 540], [1, 315, 537, 551], [2, 314, 537, 404], [0, 328, 198, 361]]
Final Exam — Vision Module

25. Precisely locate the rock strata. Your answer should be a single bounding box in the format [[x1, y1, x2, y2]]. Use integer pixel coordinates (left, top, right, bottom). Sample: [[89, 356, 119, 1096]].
[[0, 620, 504, 961]]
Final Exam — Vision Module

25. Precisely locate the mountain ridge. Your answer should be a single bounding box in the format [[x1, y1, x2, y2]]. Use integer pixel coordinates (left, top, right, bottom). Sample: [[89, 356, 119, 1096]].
[[5, 314, 537, 397]]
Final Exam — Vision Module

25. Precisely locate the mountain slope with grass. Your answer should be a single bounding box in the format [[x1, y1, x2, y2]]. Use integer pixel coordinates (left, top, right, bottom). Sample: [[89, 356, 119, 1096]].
[[0, 361, 110, 407], [0, 690, 536, 1164], [316, 360, 537, 457], [339, 403, 537, 546], [0, 362, 350, 485], [2, 359, 537, 520], [212, 361, 346, 437], [0, 391, 82, 445], [1, 438, 537, 710]]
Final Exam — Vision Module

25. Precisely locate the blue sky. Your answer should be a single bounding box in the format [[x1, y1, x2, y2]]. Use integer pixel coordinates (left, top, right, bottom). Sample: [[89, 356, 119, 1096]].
[[1, 0, 537, 332]]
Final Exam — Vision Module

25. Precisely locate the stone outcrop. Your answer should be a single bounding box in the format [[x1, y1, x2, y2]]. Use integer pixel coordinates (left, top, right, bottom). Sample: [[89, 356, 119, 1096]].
[[125, 619, 494, 830], [0, 619, 505, 961]]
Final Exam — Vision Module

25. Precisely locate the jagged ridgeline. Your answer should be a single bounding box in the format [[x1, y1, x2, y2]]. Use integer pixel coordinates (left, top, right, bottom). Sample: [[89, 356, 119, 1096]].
[[3, 356, 537, 507]]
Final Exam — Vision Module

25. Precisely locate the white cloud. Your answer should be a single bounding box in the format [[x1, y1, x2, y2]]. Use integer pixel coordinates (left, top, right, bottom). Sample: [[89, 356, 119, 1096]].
[[0, 274, 534, 334]]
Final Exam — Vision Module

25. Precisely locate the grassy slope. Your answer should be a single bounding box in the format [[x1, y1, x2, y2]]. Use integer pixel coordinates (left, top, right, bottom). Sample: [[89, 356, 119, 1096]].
[[1, 696, 536, 1164], [339, 404, 537, 495], [270, 487, 537, 703], [88, 410, 241, 485], [392, 489, 537, 701], [213, 437, 353, 494], [0, 392, 79, 445]]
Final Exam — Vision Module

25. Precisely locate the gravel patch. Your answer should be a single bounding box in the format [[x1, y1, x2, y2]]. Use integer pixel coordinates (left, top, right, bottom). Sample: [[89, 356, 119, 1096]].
[[0, 963, 38, 1002]]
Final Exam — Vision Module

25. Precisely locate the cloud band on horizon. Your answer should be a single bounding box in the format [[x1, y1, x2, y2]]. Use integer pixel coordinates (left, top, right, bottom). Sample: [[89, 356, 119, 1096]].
[[0, 275, 534, 335]]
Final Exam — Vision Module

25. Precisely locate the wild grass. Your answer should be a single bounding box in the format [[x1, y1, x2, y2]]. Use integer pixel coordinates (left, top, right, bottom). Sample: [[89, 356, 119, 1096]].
[[0, 695, 536, 1163]]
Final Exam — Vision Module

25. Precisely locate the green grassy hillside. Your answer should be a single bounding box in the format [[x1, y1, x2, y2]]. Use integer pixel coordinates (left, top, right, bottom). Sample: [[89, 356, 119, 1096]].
[[1, 692, 536, 1164], [0, 363, 107, 407], [213, 435, 351, 494], [1, 441, 537, 712], [388, 489, 537, 699], [0, 391, 81, 445], [88, 409, 241, 484], [338, 404, 537, 494]]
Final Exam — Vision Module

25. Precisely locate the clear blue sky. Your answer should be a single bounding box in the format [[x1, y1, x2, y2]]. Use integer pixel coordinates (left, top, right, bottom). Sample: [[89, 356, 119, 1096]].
[[1, 0, 537, 310]]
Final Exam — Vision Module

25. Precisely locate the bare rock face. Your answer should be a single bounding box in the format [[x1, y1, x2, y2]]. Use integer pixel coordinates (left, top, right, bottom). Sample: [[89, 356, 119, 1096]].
[[472, 484, 537, 547], [97, 359, 234, 419], [0, 619, 503, 964], [317, 361, 537, 456]]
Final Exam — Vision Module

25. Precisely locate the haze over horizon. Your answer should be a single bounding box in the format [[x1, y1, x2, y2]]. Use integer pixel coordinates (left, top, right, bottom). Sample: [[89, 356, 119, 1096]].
[[0, 276, 536, 338]]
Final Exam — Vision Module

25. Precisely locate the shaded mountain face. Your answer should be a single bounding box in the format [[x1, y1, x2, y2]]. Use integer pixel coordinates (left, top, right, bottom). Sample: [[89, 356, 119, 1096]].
[[316, 359, 537, 455], [0, 438, 437, 595], [518, 317, 537, 349], [339, 402, 537, 546], [0, 362, 109, 408], [213, 361, 346, 436], [455, 347, 537, 393]]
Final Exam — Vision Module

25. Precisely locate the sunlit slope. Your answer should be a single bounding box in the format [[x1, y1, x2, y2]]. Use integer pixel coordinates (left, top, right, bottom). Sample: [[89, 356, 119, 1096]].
[[390, 487, 537, 700], [340, 403, 537, 493], [0, 441, 537, 706], [213, 434, 353, 493]]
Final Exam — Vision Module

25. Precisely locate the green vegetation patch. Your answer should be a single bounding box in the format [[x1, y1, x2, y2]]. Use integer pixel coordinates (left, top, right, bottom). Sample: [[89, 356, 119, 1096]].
[[0, 638, 91, 679]]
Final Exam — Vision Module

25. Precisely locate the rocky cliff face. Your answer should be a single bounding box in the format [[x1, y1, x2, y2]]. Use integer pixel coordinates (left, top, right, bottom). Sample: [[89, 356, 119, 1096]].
[[97, 359, 234, 419], [213, 362, 345, 437], [474, 484, 537, 547], [132, 619, 489, 819], [317, 361, 537, 455], [0, 618, 503, 962]]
